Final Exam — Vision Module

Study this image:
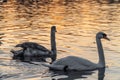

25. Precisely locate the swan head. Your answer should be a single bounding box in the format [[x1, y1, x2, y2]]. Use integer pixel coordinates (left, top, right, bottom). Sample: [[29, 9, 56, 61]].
[[96, 32, 110, 41], [51, 26, 57, 32]]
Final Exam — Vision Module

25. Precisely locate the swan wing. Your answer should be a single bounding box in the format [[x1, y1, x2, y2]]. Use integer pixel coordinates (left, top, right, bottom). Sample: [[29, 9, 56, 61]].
[[24, 48, 51, 57], [15, 42, 50, 52], [50, 56, 97, 71]]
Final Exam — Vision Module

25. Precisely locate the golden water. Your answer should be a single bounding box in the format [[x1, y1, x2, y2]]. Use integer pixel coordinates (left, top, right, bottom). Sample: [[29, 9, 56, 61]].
[[0, 0, 120, 80]]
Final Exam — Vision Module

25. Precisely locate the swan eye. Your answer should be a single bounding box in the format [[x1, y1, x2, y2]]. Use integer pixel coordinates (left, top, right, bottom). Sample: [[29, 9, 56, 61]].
[[102, 33, 110, 41], [102, 34, 107, 38]]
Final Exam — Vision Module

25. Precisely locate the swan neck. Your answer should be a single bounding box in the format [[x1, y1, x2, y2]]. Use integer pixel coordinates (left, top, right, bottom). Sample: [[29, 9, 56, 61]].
[[96, 37, 105, 67], [51, 27, 57, 61]]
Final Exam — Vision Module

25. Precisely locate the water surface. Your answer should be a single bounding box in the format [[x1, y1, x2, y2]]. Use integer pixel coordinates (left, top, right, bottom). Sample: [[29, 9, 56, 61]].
[[0, 0, 120, 80]]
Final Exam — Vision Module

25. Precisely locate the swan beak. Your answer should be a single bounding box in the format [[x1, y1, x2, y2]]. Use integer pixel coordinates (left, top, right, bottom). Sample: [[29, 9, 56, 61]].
[[104, 37, 110, 41]]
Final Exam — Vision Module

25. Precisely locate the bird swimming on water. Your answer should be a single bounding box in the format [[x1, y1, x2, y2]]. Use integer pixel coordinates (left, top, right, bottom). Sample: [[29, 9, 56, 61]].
[[43, 32, 110, 71], [11, 26, 57, 63]]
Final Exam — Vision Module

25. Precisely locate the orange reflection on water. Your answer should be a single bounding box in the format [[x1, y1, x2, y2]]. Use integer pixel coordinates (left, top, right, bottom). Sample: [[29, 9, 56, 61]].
[[0, 0, 120, 80]]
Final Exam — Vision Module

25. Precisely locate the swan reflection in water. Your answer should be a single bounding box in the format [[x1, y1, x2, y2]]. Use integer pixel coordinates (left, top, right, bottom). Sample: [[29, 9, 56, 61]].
[[49, 68, 105, 80]]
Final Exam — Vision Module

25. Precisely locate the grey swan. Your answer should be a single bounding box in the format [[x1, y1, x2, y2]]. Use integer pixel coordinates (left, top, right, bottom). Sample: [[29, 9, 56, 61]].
[[43, 32, 110, 71], [11, 26, 57, 62]]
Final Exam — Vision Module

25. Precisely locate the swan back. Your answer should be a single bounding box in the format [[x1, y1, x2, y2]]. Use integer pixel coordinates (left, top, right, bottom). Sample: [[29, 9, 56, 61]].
[[15, 42, 50, 51], [50, 56, 97, 71]]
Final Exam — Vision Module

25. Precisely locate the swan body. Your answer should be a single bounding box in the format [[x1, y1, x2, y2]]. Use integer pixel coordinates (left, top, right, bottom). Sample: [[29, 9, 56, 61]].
[[44, 32, 110, 71], [45, 56, 97, 71], [11, 26, 57, 62]]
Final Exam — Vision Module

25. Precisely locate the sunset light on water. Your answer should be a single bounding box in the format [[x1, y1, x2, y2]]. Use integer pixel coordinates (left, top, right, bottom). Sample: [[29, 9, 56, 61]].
[[0, 0, 120, 80]]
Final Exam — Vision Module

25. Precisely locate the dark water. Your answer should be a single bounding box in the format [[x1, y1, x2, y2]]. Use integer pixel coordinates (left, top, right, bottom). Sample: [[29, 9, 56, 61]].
[[0, 0, 120, 80]]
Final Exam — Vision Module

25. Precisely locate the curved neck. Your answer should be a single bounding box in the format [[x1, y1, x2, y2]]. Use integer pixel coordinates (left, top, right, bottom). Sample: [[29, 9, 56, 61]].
[[51, 26, 57, 62], [96, 37, 105, 67]]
